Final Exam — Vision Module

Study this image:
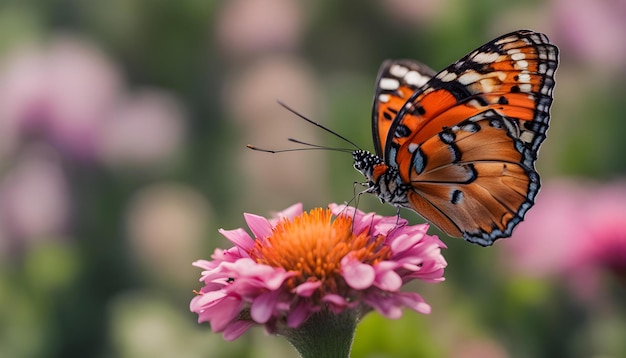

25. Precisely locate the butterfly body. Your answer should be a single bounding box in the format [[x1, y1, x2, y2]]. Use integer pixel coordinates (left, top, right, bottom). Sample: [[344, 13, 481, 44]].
[[356, 30, 559, 246], [353, 149, 409, 208]]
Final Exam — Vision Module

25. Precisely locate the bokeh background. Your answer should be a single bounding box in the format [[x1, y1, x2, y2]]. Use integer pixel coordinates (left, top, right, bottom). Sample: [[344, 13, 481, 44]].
[[1, 0, 625, 357]]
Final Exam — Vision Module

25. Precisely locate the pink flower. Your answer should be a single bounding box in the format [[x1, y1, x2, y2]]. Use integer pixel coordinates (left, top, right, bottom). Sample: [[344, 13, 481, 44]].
[[99, 89, 186, 169], [0, 38, 123, 160], [216, 0, 304, 57], [0, 145, 70, 246], [190, 203, 447, 340], [550, 0, 626, 71], [502, 180, 626, 298]]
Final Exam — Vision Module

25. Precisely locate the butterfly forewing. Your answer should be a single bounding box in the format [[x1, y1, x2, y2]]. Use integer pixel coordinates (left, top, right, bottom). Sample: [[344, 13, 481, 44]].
[[385, 30, 558, 165], [372, 59, 437, 157]]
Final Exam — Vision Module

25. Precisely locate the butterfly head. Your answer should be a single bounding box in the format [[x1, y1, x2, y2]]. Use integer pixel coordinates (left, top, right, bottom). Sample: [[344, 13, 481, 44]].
[[353, 150, 383, 178], [353, 149, 410, 208]]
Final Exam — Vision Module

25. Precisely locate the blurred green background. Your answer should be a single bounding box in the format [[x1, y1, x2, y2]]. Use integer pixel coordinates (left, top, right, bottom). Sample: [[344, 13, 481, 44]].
[[0, 0, 625, 357]]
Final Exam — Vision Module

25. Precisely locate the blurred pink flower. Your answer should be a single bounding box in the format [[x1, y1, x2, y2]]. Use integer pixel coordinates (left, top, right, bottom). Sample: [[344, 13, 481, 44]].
[[225, 55, 327, 208], [551, 0, 626, 71], [502, 180, 626, 295], [42, 37, 123, 158], [0, 36, 187, 169], [126, 182, 212, 287], [216, 0, 304, 57], [0, 37, 123, 160], [380, 0, 448, 26], [190, 203, 447, 340], [0, 145, 70, 248], [99, 89, 186, 169]]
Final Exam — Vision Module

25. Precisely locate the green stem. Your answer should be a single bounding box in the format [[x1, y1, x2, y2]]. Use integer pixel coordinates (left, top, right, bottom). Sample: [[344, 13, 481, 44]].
[[279, 309, 358, 358]]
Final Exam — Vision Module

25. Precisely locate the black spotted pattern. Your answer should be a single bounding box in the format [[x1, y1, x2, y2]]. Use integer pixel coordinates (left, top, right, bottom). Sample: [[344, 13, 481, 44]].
[[395, 124, 412, 138], [451, 189, 463, 204]]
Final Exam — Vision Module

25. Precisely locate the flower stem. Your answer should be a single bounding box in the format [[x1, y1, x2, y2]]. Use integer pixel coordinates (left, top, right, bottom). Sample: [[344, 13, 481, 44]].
[[279, 309, 358, 358]]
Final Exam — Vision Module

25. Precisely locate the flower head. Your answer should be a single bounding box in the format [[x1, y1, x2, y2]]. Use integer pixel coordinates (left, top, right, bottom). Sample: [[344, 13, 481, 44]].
[[190, 203, 447, 340], [502, 180, 626, 299]]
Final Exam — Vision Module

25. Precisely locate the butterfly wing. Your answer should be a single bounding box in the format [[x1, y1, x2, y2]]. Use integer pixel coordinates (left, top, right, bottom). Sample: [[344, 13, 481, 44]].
[[372, 59, 437, 157], [403, 110, 539, 245], [386, 30, 558, 245]]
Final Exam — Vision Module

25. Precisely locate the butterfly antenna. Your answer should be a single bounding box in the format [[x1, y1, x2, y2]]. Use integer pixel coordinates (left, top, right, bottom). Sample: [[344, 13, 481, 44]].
[[277, 100, 361, 150], [287, 138, 352, 153], [246, 141, 352, 154]]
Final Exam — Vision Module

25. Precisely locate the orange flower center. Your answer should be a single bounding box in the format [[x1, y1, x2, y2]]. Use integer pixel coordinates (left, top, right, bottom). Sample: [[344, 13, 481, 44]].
[[249, 208, 391, 291]]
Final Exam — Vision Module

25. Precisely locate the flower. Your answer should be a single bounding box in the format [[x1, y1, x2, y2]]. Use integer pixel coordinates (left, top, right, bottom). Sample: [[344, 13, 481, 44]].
[[0, 37, 122, 160], [0, 145, 70, 247], [0, 37, 186, 167], [216, 0, 304, 57], [502, 180, 626, 298], [99, 89, 186, 169], [190, 203, 447, 341], [550, 0, 626, 71]]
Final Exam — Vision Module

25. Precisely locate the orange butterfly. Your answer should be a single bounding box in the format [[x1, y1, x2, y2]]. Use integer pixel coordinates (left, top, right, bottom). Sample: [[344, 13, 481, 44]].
[[354, 29, 559, 246]]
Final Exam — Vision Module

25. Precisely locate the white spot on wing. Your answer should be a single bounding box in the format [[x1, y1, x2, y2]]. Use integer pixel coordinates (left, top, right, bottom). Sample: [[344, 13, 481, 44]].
[[458, 71, 482, 85], [495, 36, 516, 45], [405, 71, 429, 87], [519, 131, 535, 143], [467, 99, 483, 108], [473, 52, 500, 64], [518, 73, 531, 83], [389, 64, 409, 77], [515, 60, 529, 70], [511, 52, 526, 61], [378, 94, 390, 103], [478, 78, 496, 92], [438, 70, 457, 82], [379, 78, 400, 90], [407, 143, 419, 153]]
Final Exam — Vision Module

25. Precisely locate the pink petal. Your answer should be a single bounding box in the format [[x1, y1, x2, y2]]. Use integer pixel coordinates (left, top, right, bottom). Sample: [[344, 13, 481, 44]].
[[206, 296, 244, 331], [190, 290, 228, 311], [328, 203, 350, 216], [222, 320, 255, 341], [192, 259, 213, 269], [250, 290, 280, 323], [270, 203, 303, 224], [263, 270, 298, 290], [321, 293, 348, 306], [218, 228, 255, 250], [389, 228, 425, 253], [397, 292, 431, 314], [294, 280, 322, 297], [374, 268, 402, 291], [341, 257, 375, 289], [286, 300, 315, 328], [367, 296, 403, 319], [321, 294, 352, 313], [352, 212, 375, 235], [243, 212, 273, 239]]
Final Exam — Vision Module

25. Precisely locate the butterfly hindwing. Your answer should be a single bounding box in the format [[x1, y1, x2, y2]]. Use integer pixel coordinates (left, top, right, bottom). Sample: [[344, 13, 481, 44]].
[[372, 59, 437, 157], [399, 110, 539, 245]]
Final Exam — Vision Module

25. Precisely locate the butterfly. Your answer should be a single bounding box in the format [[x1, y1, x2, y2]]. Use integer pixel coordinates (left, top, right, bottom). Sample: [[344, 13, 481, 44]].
[[353, 29, 558, 246]]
